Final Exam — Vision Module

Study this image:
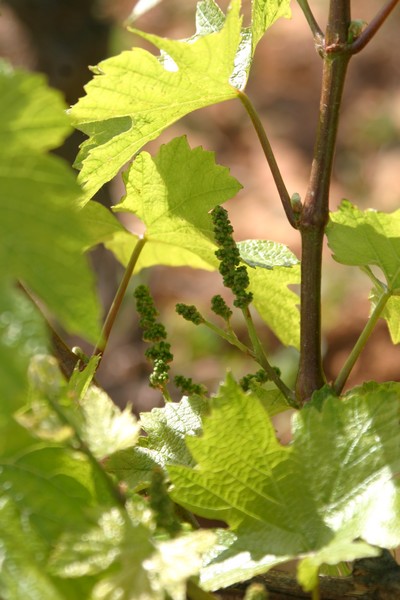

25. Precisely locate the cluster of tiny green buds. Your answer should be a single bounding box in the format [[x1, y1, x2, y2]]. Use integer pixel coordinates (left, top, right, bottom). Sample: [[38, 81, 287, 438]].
[[134, 285, 173, 390], [174, 375, 207, 396], [211, 206, 253, 309], [175, 303, 204, 325], [240, 368, 280, 391], [211, 294, 232, 321], [134, 285, 167, 342]]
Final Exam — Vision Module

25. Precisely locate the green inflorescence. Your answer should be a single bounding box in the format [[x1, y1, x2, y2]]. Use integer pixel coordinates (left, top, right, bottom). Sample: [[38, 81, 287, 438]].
[[175, 303, 204, 325], [211, 206, 253, 309], [240, 368, 280, 391], [211, 294, 233, 321], [174, 375, 207, 396], [134, 285, 173, 390]]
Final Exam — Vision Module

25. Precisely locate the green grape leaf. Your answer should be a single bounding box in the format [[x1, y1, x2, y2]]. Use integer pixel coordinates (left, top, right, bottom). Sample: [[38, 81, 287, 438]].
[[71, 0, 293, 202], [67, 354, 100, 400], [111, 136, 241, 270], [146, 530, 216, 600], [106, 395, 208, 490], [79, 200, 129, 248], [248, 264, 300, 349], [237, 239, 299, 269], [327, 200, 400, 290], [169, 375, 400, 591], [251, 0, 292, 50], [79, 386, 141, 460], [70, 0, 243, 201], [381, 296, 400, 343], [196, 0, 226, 34], [50, 502, 215, 600], [0, 285, 48, 407], [0, 66, 101, 342], [248, 382, 292, 417], [0, 498, 65, 600], [16, 355, 76, 445], [0, 445, 115, 544], [0, 60, 72, 152], [327, 201, 400, 343], [49, 505, 155, 582], [19, 355, 140, 460]]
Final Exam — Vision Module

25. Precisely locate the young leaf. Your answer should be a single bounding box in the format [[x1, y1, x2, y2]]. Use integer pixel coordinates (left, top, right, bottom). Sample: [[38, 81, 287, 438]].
[[20, 355, 140, 461], [238, 239, 299, 269], [169, 376, 400, 591], [112, 136, 242, 270], [79, 386, 140, 460], [251, 0, 292, 50], [327, 200, 400, 290], [327, 201, 400, 343], [248, 265, 300, 349], [0, 66, 101, 342], [105, 395, 208, 490], [70, 0, 243, 201]]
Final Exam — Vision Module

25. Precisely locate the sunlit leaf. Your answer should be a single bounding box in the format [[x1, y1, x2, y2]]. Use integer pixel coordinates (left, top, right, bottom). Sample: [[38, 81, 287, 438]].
[[50, 502, 214, 600], [145, 530, 216, 600], [70, 1, 243, 201], [169, 376, 400, 591], [112, 136, 241, 270], [327, 200, 400, 289], [238, 239, 299, 269], [106, 395, 208, 490], [80, 386, 140, 460], [248, 264, 300, 349], [20, 355, 140, 460], [251, 0, 292, 50], [327, 200, 400, 344]]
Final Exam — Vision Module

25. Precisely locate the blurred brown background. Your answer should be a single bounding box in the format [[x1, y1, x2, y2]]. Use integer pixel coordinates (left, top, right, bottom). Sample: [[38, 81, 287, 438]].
[[1, 0, 400, 411]]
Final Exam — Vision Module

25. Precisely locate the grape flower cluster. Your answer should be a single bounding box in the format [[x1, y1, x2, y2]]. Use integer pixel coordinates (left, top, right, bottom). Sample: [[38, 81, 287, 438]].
[[211, 205, 253, 309], [134, 284, 173, 390]]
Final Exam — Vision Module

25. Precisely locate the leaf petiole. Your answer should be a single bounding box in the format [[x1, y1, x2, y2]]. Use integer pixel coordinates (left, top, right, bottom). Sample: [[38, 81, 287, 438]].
[[237, 90, 297, 229], [241, 306, 298, 407], [201, 317, 253, 355], [297, 0, 324, 44], [333, 288, 391, 395], [92, 236, 147, 363]]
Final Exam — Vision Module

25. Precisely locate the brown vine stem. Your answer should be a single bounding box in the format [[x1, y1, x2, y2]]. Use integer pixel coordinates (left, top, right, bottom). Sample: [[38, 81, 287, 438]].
[[295, 1, 351, 403], [92, 236, 147, 362], [349, 0, 400, 55]]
